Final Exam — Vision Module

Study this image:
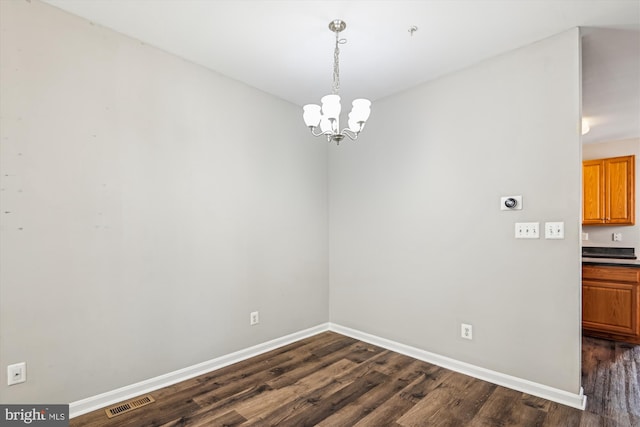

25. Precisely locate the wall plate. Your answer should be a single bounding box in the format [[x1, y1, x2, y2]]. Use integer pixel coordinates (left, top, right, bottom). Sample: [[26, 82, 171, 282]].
[[515, 222, 539, 239], [7, 362, 26, 386], [545, 222, 564, 239]]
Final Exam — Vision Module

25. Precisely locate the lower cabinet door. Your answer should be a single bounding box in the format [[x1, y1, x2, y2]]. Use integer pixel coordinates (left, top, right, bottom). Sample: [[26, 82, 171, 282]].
[[582, 280, 637, 336]]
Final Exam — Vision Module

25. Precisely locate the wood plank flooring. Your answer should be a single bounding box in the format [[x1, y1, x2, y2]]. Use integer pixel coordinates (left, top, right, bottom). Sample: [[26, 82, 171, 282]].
[[70, 332, 640, 426], [582, 336, 640, 427]]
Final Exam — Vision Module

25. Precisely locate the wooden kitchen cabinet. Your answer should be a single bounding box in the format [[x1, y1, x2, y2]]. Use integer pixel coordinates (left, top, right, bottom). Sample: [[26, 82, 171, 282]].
[[582, 155, 635, 225], [582, 264, 640, 344]]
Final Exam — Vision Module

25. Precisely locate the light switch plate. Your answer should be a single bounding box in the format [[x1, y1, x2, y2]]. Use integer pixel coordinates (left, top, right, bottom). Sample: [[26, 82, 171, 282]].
[[515, 222, 539, 239], [545, 222, 565, 239]]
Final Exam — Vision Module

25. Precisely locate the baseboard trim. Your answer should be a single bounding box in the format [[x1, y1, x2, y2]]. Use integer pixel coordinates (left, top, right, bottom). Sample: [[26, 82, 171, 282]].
[[70, 321, 586, 418], [69, 323, 330, 418], [329, 323, 586, 410]]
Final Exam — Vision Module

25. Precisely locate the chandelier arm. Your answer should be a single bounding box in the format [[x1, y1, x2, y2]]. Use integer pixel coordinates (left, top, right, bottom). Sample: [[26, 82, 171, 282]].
[[310, 127, 339, 138], [340, 128, 360, 141], [309, 127, 326, 137]]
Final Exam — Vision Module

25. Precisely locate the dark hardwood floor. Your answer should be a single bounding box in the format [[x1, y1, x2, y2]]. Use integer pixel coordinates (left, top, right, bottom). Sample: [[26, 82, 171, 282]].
[[581, 336, 639, 427], [70, 332, 639, 426]]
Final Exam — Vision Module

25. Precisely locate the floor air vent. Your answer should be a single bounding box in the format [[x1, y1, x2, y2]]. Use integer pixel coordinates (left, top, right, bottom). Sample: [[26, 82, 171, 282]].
[[105, 395, 156, 419]]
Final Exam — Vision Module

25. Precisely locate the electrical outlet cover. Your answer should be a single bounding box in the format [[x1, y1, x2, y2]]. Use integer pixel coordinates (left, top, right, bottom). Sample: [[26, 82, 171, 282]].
[[7, 362, 26, 386], [250, 311, 259, 326], [461, 324, 473, 340]]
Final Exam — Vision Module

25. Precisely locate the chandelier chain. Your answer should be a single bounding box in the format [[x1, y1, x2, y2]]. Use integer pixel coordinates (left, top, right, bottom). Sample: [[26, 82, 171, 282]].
[[332, 30, 340, 95]]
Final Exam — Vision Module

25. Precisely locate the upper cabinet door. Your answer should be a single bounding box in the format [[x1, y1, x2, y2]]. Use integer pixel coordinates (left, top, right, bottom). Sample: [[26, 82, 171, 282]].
[[582, 155, 635, 226], [606, 155, 635, 224], [583, 159, 606, 224]]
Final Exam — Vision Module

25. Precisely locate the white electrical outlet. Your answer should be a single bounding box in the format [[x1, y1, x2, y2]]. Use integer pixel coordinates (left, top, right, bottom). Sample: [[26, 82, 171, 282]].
[[250, 311, 259, 326], [582, 232, 589, 241], [461, 324, 473, 340], [7, 362, 26, 386], [613, 233, 622, 242], [515, 222, 539, 239], [545, 222, 565, 239]]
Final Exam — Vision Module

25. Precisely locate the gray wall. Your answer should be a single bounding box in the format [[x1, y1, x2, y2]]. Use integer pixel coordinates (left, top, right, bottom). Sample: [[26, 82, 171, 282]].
[[0, 0, 328, 403], [1, 0, 584, 405], [329, 29, 583, 394], [582, 138, 640, 255]]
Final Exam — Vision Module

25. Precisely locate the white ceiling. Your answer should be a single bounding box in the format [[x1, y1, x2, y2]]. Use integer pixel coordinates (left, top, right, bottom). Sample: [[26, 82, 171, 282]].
[[42, 0, 640, 144]]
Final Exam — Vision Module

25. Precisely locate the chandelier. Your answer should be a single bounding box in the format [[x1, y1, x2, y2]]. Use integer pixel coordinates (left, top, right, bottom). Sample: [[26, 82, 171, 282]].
[[302, 20, 371, 145]]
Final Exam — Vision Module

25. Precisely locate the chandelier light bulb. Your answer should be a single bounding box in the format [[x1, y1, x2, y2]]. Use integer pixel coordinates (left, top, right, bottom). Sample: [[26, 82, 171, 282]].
[[320, 117, 332, 133], [351, 99, 371, 122], [321, 94, 342, 120], [303, 104, 322, 127]]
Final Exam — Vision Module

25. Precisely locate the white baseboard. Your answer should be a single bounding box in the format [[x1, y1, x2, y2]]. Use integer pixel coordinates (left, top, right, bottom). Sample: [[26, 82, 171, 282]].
[[328, 323, 586, 410], [70, 321, 586, 418], [69, 323, 330, 418]]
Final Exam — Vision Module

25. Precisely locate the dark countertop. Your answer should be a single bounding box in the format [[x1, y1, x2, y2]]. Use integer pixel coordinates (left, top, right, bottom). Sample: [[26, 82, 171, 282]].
[[582, 257, 640, 268], [582, 246, 636, 259]]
